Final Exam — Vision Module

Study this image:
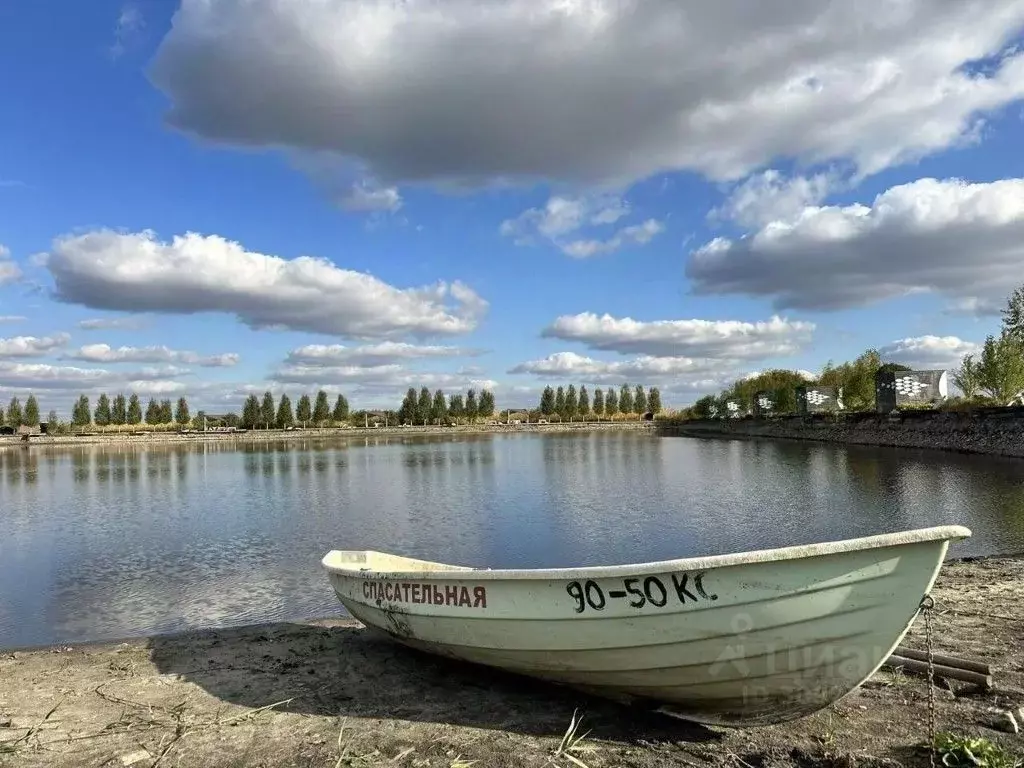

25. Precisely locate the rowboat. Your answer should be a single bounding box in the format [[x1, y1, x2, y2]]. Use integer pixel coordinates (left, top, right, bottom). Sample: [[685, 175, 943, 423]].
[[321, 524, 970, 726]]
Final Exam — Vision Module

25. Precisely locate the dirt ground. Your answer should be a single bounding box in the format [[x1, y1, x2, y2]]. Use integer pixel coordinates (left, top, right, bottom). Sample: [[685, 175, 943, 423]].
[[1, 557, 1021, 768]]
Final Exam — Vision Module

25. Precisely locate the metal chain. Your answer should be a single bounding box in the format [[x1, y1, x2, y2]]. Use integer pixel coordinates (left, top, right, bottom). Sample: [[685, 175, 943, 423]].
[[921, 594, 937, 768]]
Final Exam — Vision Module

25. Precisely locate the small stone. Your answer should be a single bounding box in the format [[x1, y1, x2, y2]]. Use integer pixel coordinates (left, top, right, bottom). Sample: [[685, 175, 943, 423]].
[[120, 749, 151, 766], [0, 717, 11, 728], [984, 707, 1019, 734]]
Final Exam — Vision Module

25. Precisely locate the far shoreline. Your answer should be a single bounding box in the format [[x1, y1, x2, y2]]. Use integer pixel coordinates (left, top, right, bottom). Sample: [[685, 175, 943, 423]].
[[0, 419, 657, 451]]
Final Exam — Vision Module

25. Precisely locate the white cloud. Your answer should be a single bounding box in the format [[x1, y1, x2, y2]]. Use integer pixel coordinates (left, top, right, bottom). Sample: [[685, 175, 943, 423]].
[[687, 177, 1024, 312], [285, 342, 480, 367], [499, 194, 659, 257], [339, 180, 403, 213], [65, 343, 239, 367], [0, 361, 187, 390], [543, 313, 815, 358], [77, 316, 150, 331], [0, 316, 27, 324], [0, 245, 22, 285], [0, 333, 71, 358], [561, 219, 665, 259], [42, 229, 487, 339], [150, 1, 1024, 190], [508, 351, 729, 384], [111, 4, 144, 59], [879, 335, 981, 369], [711, 170, 835, 228], [270, 361, 497, 399]]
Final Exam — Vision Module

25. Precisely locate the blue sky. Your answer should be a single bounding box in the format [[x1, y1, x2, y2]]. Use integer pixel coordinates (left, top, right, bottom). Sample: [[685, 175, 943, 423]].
[[2, 0, 1024, 415]]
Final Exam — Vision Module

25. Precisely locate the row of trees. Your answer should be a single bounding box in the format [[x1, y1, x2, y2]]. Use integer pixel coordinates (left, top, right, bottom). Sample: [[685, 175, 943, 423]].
[[240, 391, 350, 430], [686, 284, 1024, 418], [398, 387, 495, 425], [538, 384, 662, 420]]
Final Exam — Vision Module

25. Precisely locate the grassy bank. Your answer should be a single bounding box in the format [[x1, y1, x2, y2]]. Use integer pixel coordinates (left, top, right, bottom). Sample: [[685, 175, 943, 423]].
[[1, 556, 1021, 768], [0, 420, 657, 451]]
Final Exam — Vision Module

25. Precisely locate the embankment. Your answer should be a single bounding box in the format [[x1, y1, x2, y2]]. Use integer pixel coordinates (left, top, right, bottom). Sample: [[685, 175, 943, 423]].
[[662, 407, 1024, 458], [0, 419, 656, 451]]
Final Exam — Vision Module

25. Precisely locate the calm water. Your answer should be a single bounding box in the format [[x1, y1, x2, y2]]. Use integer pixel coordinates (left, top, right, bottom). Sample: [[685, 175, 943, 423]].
[[2, 431, 1023, 650]]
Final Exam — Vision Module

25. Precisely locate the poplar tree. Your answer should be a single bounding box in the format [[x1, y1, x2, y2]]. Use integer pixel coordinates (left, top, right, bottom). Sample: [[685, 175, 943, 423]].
[[634, 385, 647, 415], [432, 389, 448, 423], [145, 398, 161, 425], [565, 385, 578, 420], [478, 389, 495, 418], [276, 394, 294, 428], [261, 392, 275, 428], [159, 399, 173, 424], [540, 386, 555, 415], [578, 385, 589, 418], [418, 387, 432, 424], [127, 394, 142, 424], [175, 397, 190, 425], [465, 389, 478, 421], [94, 394, 112, 426], [7, 397, 22, 427], [332, 394, 349, 422], [449, 393, 465, 423], [619, 384, 633, 414], [605, 387, 618, 417], [648, 387, 662, 415], [554, 386, 566, 417], [23, 394, 40, 426], [313, 390, 331, 424], [112, 393, 127, 425], [592, 388, 604, 418], [296, 394, 312, 425], [242, 394, 260, 428]]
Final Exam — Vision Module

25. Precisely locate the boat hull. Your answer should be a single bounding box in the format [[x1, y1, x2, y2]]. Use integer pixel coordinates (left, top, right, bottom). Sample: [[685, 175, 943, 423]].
[[322, 526, 969, 726]]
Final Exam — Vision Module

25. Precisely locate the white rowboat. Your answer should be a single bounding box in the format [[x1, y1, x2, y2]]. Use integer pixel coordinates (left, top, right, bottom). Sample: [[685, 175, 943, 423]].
[[322, 524, 970, 726]]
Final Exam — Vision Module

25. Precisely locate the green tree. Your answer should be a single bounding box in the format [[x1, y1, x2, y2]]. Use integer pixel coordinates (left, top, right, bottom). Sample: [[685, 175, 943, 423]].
[[648, 387, 662, 414], [159, 399, 173, 424], [94, 394, 112, 426], [432, 389, 448, 423], [953, 354, 982, 399], [313, 390, 331, 424], [878, 362, 913, 374], [0, 403, 4, 426], [7, 397, 23, 428], [978, 333, 1024, 404], [605, 387, 618, 417], [194, 410, 207, 430], [578, 385, 589, 418], [175, 397, 190, 426], [127, 394, 142, 424], [465, 389, 478, 421], [479, 389, 495, 418], [260, 391, 275, 428], [634, 384, 647, 415], [145, 398, 161, 425], [242, 394, 260, 429], [818, 348, 880, 411], [399, 387, 417, 423], [619, 384, 633, 414], [554, 386, 566, 418], [111, 393, 127, 425], [564, 385, 578, 420], [332, 394, 349, 423], [417, 387, 432, 424], [23, 394, 39, 426], [692, 394, 717, 419], [73, 395, 91, 426], [539, 386, 555, 416], [449, 393, 465, 423], [46, 409, 62, 434], [592, 388, 604, 418], [1001, 284, 1024, 343], [296, 393, 312, 426], [276, 394, 294, 428]]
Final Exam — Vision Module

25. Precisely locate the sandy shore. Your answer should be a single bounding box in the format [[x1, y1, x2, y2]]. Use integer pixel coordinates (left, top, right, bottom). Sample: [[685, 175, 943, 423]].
[[0, 420, 655, 452], [1, 557, 1021, 768]]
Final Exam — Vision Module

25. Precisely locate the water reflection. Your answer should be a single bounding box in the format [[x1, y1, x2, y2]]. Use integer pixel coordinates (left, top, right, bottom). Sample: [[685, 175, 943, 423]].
[[1, 433, 1022, 650]]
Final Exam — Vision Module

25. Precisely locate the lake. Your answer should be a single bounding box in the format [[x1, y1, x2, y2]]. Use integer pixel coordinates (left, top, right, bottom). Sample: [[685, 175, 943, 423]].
[[2, 431, 1022, 650]]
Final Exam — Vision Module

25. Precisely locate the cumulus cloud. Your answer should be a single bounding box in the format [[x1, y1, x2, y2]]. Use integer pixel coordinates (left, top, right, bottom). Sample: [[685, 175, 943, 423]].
[[150, 1, 1024, 190], [0, 332, 71, 358], [111, 4, 144, 58], [339, 180, 403, 213], [687, 177, 1024, 312], [500, 194, 660, 257], [0, 361, 188, 391], [270, 360, 497, 396], [879, 335, 981, 369], [508, 351, 731, 384], [77, 316, 150, 331], [711, 170, 835, 228], [0, 245, 22, 285], [285, 342, 480, 367], [65, 343, 239, 367], [42, 229, 487, 339], [543, 313, 814, 359]]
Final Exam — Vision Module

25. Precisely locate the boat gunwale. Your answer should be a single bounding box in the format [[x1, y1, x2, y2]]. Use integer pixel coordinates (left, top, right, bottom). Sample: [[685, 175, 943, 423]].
[[321, 524, 971, 582]]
